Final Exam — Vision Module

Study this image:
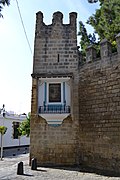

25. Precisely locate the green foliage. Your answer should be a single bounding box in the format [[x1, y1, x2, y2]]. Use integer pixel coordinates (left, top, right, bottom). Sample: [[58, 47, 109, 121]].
[[78, 21, 90, 56], [87, 0, 120, 43], [0, 126, 7, 135], [18, 113, 30, 137], [78, 0, 120, 56], [0, 0, 10, 17], [78, 21, 99, 56]]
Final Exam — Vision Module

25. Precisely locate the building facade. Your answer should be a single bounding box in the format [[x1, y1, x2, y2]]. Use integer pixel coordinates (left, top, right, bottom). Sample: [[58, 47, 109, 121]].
[[30, 11, 79, 166], [0, 114, 30, 147], [30, 11, 120, 173]]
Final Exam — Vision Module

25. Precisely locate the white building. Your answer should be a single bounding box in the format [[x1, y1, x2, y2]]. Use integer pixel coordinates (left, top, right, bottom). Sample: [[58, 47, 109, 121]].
[[0, 113, 30, 148]]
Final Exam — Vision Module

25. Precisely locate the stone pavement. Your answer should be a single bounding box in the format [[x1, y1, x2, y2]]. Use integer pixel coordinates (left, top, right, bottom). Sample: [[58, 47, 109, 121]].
[[0, 154, 120, 180]]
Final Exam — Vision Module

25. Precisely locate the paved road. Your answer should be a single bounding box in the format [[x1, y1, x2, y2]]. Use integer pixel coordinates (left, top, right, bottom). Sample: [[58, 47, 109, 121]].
[[0, 154, 120, 180]]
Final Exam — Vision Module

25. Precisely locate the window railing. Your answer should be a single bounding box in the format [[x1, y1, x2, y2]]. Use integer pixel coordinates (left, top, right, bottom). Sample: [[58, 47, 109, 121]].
[[39, 105, 70, 114]]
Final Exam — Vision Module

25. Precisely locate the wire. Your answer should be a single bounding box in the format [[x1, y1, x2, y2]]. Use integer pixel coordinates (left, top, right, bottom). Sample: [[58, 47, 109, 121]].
[[15, 0, 32, 54]]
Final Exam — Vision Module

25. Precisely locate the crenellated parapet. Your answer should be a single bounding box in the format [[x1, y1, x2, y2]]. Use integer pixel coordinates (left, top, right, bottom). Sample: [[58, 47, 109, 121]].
[[52, 11, 63, 25], [100, 38, 112, 58], [33, 11, 78, 75], [36, 11, 43, 22], [79, 33, 120, 66], [86, 45, 97, 63], [35, 11, 77, 39], [35, 11, 44, 31], [69, 12, 77, 27]]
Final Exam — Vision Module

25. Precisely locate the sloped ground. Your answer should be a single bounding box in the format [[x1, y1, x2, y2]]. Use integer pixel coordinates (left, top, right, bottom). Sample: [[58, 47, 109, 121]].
[[0, 153, 120, 180]]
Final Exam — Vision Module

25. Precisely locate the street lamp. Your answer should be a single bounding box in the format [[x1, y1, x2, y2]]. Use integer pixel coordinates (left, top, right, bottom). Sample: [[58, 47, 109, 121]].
[[2, 104, 5, 118]]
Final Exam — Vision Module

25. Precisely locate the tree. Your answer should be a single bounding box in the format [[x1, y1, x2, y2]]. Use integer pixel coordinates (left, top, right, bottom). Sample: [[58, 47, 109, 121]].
[[78, 0, 120, 55], [78, 21, 97, 56], [0, 126, 7, 160], [87, 0, 120, 43], [0, 0, 10, 18], [18, 113, 30, 137]]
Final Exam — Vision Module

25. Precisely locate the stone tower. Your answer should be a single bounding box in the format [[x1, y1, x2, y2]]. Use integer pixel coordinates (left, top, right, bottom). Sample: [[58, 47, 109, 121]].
[[31, 11, 120, 173], [30, 11, 79, 166]]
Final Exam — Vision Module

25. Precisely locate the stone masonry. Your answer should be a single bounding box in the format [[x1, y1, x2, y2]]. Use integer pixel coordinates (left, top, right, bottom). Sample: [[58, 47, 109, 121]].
[[30, 11, 79, 166], [79, 37, 120, 173], [31, 11, 120, 173]]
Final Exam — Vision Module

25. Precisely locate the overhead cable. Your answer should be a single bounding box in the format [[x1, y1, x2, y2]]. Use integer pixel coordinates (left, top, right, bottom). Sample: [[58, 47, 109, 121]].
[[15, 0, 32, 54]]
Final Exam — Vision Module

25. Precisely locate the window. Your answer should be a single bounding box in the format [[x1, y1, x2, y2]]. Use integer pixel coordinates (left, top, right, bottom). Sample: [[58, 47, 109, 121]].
[[13, 122, 20, 139], [49, 83, 61, 102], [57, 54, 60, 62]]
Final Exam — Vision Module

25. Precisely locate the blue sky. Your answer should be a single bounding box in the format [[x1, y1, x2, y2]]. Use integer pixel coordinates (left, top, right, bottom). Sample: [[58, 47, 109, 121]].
[[0, 0, 99, 114]]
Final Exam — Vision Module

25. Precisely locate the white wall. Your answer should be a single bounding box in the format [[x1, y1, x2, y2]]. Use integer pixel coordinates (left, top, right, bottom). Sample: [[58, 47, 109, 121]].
[[38, 77, 71, 107], [38, 81, 44, 107], [0, 115, 30, 148], [65, 81, 70, 106], [38, 77, 71, 125]]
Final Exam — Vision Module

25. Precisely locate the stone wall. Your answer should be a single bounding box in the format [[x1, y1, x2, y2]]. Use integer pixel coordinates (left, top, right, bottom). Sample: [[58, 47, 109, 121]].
[[30, 78, 79, 166], [33, 11, 78, 75], [79, 36, 120, 173], [30, 11, 79, 166], [30, 115, 78, 166], [31, 10, 120, 173]]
